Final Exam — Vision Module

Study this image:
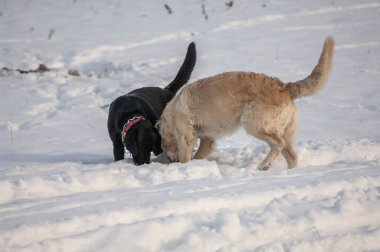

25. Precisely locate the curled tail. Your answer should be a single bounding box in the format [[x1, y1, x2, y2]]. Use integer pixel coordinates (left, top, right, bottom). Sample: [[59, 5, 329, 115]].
[[164, 42, 197, 94], [285, 36, 335, 100]]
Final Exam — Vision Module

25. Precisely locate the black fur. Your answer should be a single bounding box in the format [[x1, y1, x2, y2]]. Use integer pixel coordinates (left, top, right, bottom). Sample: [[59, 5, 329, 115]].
[[107, 42, 196, 165]]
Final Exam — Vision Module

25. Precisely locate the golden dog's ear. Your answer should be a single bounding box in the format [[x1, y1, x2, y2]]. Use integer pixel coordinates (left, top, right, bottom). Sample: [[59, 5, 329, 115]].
[[155, 121, 160, 129]]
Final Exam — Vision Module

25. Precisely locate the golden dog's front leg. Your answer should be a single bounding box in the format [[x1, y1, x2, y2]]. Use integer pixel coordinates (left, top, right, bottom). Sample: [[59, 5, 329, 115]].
[[174, 113, 196, 163], [178, 134, 196, 163], [194, 137, 215, 160]]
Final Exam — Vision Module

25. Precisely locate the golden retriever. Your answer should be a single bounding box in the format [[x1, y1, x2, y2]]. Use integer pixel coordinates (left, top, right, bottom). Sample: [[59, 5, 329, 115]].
[[156, 36, 334, 170]]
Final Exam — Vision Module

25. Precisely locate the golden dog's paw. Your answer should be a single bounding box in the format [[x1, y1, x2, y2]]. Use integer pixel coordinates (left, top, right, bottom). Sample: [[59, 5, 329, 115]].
[[258, 163, 271, 171]]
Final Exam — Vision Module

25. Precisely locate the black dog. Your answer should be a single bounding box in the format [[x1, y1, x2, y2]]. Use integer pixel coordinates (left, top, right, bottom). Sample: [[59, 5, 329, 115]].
[[107, 42, 196, 165]]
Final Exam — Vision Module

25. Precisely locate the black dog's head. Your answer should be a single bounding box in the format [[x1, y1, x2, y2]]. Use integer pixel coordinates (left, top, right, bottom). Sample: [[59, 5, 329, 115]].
[[118, 112, 162, 165]]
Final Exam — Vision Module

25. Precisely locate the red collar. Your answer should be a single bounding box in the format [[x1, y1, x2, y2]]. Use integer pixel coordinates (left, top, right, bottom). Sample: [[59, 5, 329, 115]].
[[121, 115, 145, 143]]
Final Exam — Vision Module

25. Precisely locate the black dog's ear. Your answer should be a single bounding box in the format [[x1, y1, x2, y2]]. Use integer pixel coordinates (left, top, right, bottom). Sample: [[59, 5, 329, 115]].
[[152, 129, 163, 156], [126, 132, 138, 156]]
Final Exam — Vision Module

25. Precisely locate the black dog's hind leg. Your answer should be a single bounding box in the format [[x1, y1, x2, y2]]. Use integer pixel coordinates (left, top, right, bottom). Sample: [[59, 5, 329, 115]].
[[113, 140, 125, 161]]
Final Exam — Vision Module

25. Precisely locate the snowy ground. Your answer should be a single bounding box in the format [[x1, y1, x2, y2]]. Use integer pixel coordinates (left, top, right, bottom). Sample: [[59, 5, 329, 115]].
[[1, 0, 380, 251]]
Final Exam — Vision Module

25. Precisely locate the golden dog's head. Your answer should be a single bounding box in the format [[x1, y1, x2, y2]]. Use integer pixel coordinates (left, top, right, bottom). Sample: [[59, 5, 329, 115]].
[[156, 113, 179, 162]]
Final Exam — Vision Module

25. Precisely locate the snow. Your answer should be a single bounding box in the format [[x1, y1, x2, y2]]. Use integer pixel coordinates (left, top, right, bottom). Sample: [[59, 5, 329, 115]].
[[1, 0, 380, 251]]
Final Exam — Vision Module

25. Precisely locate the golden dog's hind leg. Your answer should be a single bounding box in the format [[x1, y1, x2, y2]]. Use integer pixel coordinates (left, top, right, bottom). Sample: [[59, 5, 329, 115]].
[[194, 137, 215, 159], [282, 143, 297, 168], [281, 112, 298, 168], [256, 132, 285, 170], [243, 119, 285, 170], [242, 103, 285, 170]]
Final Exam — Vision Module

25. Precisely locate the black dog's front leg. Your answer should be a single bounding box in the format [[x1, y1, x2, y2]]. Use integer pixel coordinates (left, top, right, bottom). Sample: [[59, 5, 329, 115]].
[[113, 141, 125, 161]]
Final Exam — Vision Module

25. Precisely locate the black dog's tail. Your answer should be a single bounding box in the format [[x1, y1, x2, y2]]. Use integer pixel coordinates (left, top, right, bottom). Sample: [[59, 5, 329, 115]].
[[164, 42, 196, 94]]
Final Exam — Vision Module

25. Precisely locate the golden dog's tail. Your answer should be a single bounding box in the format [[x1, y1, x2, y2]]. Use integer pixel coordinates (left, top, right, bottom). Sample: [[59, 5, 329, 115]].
[[285, 36, 335, 100]]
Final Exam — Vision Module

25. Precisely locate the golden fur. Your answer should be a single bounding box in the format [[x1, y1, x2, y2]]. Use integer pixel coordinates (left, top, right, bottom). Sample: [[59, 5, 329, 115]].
[[157, 36, 335, 170]]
